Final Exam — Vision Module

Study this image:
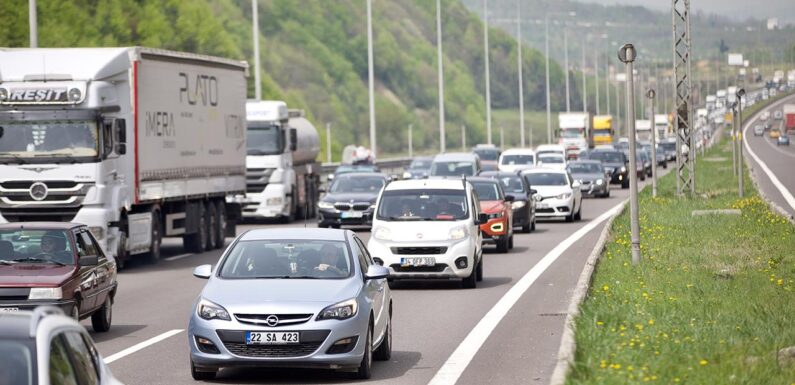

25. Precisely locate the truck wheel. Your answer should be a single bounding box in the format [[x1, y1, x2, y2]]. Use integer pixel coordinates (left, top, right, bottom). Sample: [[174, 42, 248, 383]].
[[282, 190, 296, 223], [206, 202, 218, 251], [184, 202, 207, 253], [214, 201, 226, 249], [115, 226, 128, 270], [145, 211, 162, 263]]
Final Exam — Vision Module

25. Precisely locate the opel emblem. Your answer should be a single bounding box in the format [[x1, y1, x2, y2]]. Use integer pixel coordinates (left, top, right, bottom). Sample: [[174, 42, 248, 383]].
[[29, 182, 48, 201], [416, 233, 423, 239], [265, 315, 279, 327]]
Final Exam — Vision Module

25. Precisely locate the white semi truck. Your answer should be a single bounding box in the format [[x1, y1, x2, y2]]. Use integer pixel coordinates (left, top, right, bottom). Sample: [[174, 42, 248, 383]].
[[557, 112, 592, 155], [0, 47, 248, 267], [231, 100, 320, 222]]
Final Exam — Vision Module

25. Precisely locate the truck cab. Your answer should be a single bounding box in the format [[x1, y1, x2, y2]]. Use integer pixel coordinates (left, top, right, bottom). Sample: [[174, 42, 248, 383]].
[[557, 112, 592, 155]]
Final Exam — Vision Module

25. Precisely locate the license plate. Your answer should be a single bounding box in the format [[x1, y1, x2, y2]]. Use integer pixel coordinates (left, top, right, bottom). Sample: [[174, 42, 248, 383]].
[[246, 331, 300, 345], [0, 307, 19, 312], [341, 211, 364, 218], [537, 203, 549, 209], [400, 257, 436, 267]]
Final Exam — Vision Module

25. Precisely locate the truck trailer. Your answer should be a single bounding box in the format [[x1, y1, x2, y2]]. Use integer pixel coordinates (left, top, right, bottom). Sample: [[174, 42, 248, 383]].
[[784, 104, 795, 134], [231, 100, 320, 222], [0, 47, 248, 266]]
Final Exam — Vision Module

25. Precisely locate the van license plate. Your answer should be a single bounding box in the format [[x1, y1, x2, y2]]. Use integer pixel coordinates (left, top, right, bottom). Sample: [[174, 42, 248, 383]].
[[401, 257, 436, 267], [0, 307, 19, 312]]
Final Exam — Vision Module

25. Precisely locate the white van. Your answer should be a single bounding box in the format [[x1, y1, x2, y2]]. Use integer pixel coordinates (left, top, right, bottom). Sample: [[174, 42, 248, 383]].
[[498, 148, 536, 172], [367, 178, 486, 288]]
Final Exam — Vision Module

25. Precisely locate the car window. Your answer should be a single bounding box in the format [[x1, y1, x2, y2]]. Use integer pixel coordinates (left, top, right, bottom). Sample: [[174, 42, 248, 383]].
[[218, 239, 353, 279], [0, 341, 33, 385], [63, 332, 100, 385], [523, 172, 569, 186], [431, 161, 475, 176], [352, 237, 371, 275], [49, 335, 79, 385], [77, 233, 98, 257], [496, 176, 525, 193], [0, 229, 74, 264], [376, 189, 469, 221], [472, 182, 502, 201], [329, 176, 385, 193], [500, 154, 534, 165], [84, 232, 106, 261]]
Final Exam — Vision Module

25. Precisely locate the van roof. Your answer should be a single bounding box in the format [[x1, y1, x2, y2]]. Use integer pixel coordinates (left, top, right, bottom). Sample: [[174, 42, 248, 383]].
[[433, 152, 479, 162], [384, 178, 467, 191], [500, 148, 535, 156]]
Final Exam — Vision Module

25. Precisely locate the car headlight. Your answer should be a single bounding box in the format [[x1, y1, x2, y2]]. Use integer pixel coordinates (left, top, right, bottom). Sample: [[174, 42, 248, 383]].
[[402, 171, 412, 179], [487, 212, 504, 219], [369, 203, 376, 210], [318, 201, 335, 210], [28, 287, 62, 300], [595, 179, 604, 185], [197, 298, 231, 321], [511, 201, 526, 209], [556, 192, 572, 200], [448, 226, 469, 240], [373, 227, 392, 241], [266, 197, 284, 206], [620, 166, 627, 173], [317, 298, 358, 321]]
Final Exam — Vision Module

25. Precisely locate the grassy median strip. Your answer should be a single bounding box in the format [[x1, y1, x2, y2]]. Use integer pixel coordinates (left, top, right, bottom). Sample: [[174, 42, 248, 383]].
[[567, 138, 795, 384]]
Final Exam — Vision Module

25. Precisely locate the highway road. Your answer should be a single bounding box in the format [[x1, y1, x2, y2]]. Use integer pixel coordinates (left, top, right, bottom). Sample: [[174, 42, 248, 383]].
[[743, 93, 795, 219], [85, 175, 664, 385]]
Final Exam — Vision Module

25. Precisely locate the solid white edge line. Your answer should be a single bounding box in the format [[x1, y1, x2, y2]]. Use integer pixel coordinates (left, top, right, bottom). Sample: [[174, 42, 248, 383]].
[[104, 329, 184, 364], [427, 201, 626, 385], [743, 102, 795, 214], [164, 253, 193, 262]]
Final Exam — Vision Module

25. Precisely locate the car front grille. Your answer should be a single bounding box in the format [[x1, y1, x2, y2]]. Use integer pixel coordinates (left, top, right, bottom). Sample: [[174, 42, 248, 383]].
[[391, 246, 448, 255], [233, 313, 313, 327], [390, 263, 449, 273], [536, 208, 555, 214], [222, 342, 323, 358]]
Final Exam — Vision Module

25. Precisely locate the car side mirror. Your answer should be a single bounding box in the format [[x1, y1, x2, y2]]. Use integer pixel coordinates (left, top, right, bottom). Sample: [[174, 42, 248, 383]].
[[365, 265, 390, 280], [193, 264, 213, 279], [115, 143, 127, 155], [476, 213, 488, 225], [79, 255, 99, 266], [504, 195, 515, 202], [529, 189, 537, 195], [572, 181, 581, 188], [327, 174, 335, 181], [318, 187, 326, 193]]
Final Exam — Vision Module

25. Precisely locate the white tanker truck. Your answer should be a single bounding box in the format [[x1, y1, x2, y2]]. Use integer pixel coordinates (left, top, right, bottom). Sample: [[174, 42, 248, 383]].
[[229, 100, 320, 221]]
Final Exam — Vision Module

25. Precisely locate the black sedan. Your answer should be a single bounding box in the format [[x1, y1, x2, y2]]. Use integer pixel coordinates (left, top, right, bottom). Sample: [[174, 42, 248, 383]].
[[479, 171, 537, 233], [580, 149, 630, 189], [402, 156, 434, 179], [327, 164, 381, 182], [318, 172, 387, 229], [567, 160, 610, 198]]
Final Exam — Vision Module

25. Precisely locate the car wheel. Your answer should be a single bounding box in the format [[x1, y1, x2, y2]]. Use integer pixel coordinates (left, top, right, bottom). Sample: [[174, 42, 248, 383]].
[[462, 258, 478, 289], [496, 237, 509, 253], [574, 203, 582, 221], [145, 210, 162, 263], [476, 256, 483, 282], [622, 179, 630, 189], [373, 312, 392, 361], [508, 234, 514, 249], [214, 201, 227, 249], [206, 201, 218, 251], [521, 220, 531, 233], [354, 325, 373, 379], [190, 361, 216, 381], [91, 296, 112, 332], [70, 302, 80, 321]]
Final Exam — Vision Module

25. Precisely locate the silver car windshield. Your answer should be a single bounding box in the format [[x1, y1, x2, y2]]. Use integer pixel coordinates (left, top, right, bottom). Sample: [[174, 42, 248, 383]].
[[219, 240, 353, 279]]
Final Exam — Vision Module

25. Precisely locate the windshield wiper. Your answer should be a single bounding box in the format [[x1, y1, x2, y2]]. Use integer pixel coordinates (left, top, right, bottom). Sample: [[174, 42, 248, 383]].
[[387, 216, 422, 221], [0, 152, 28, 164], [33, 153, 80, 164], [13, 257, 67, 266]]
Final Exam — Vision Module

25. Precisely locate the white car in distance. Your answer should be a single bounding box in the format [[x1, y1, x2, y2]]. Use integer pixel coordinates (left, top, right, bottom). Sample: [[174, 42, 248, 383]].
[[498, 148, 536, 172], [536, 153, 567, 170], [521, 168, 582, 222]]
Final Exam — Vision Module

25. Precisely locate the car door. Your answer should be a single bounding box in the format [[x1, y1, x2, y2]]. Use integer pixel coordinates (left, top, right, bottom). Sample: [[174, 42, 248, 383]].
[[469, 187, 483, 252], [568, 172, 582, 211], [353, 236, 387, 340], [84, 231, 114, 312], [73, 230, 100, 312]]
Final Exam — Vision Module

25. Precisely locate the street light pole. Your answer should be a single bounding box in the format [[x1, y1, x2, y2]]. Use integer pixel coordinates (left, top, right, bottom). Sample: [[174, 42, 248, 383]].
[[619, 43, 641, 265], [647, 89, 658, 197], [436, 0, 446, 153], [595, 42, 600, 115], [564, 30, 571, 112], [731, 103, 737, 176], [408, 124, 413, 158], [545, 16, 552, 144], [483, 0, 492, 145], [516, 0, 525, 147], [737, 88, 746, 198], [582, 39, 587, 112], [366, 0, 377, 158], [29, 0, 37, 48], [606, 50, 611, 118], [326, 123, 332, 163], [251, 0, 261, 101]]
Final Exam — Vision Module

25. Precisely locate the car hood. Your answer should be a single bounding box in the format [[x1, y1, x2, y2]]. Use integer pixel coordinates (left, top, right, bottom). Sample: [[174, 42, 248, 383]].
[[479, 200, 504, 213], [202, 277, 361, 309], [0, 264, 75, 286], [321, 193, 378, 203], [533, 185, 572, 198], [570, 172, 604, 182]]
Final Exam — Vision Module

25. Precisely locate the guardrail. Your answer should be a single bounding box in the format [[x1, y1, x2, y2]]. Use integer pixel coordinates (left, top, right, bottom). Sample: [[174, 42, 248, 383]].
[[320, 157, 414, 185]]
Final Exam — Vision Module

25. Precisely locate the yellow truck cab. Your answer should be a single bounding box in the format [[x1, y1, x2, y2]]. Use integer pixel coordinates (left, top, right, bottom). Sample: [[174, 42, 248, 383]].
[[592, 115, 614, 146]]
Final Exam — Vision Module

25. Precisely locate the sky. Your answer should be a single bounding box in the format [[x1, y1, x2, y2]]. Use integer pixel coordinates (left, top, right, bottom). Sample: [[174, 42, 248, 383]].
[[577, 0, 795, 24]]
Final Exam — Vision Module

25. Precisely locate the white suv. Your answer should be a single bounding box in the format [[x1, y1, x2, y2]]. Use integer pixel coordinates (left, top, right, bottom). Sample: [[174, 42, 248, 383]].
[[367, 178, 486, 288]]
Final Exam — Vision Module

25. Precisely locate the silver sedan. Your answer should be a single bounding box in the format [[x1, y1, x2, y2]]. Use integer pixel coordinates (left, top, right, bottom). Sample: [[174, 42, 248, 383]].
[[188, 228, 392, 380]]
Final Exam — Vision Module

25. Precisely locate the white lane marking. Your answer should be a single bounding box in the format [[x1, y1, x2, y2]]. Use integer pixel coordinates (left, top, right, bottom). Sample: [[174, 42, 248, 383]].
[[428, 201, 626, 385], [164, 253, 193, 262], [744, 115, 795, 214], [104, 329, 184, 364]]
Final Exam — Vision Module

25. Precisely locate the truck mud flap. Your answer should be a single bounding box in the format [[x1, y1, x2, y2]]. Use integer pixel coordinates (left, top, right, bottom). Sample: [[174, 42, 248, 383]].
[[225, 203, 241, 237]]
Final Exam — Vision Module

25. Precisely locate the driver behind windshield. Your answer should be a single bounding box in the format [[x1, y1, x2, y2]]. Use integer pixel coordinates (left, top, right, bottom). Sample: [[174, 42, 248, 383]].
[[39, 231, 73, 264], [315, 244, 347, 276]]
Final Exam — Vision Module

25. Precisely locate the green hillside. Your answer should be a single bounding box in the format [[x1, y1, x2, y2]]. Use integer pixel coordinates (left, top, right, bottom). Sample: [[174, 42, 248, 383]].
[[1, 0, 575, 159]]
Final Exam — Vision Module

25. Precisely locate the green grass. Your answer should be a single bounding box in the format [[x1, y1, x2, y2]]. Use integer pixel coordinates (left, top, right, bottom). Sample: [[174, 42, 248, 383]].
[[567, 135, 795, 383]]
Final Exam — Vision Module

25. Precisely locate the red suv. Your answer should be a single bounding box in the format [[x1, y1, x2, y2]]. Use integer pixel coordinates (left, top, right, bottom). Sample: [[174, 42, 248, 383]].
[[0, 222, 118, 332], [469, 178, 514, 253]]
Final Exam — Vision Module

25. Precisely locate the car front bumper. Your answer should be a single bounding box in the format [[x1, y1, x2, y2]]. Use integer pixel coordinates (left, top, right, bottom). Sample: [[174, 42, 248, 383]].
[[579, 181, 609, 197], [318, 208, 374, 227], [534, 197, 574, 218], [367, 237, 477, 280], [0, 299, 76, 314]]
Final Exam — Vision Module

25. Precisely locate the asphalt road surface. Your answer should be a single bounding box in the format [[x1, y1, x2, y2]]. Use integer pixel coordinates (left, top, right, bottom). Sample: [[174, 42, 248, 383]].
[[743, 93, 795, 219], [87, 173, 665, 385]]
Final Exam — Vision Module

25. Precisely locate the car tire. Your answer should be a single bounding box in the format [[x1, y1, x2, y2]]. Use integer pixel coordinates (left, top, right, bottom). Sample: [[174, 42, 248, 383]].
[[184, 202, 207, 253], [622, 179, 630, 189], [91, 296, 112, 332], [115, 227, 128, 271], [214, 201, 226, 249], [574, 203, 582, 221], [206, 202, 218, 251], [373, 312, 392, 361], [145, 210, 162, 264], [521, 220, 531, 233], [354, 325, 373, 379], [508, 234, 514, 249], [191, 361, 216, 381], [530, 216, 536, 232], [70, 302, 80, 321], [496, 236, 510, 253], [476, 256, 483, 282], [462, 259, 478, 289]]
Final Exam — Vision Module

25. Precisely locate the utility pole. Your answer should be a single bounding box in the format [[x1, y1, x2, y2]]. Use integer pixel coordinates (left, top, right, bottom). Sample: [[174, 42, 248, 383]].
[[326, 123, 332, 163], [582, 40, 587, 113], [366, 0, 377, 158], [545, 17, 552, 144], [731, 103, 737, 176], [516, 0, 525, 147], [251, 0, 261, 100], [564, 30, 571, 112], [436, 0, 446, 153], [672, 0, 695, 195], [462, 125, 466, 150], [29, 0, 37, 48], [595, 42, 600, 115], [408, 124, 413, 158], [737, 88, 746, 198], [648, 89, 658, 197], [500, 126, 504, 149], [619, 43, 641, 265], [483, 0, 493, 144], [606, 50, 611, 118]]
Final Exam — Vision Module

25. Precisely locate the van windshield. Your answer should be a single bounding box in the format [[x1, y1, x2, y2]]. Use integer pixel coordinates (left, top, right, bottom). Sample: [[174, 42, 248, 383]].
[[377, 189, 468, 221]]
